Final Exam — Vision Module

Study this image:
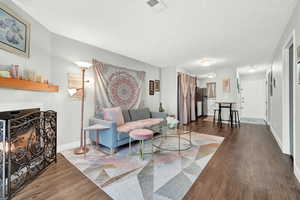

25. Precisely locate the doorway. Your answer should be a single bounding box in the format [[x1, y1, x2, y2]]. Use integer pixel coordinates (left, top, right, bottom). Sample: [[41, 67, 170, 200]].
[[289, 44, 294, 158], [240, 73, 266, 121], [282, 30, 296, 158]]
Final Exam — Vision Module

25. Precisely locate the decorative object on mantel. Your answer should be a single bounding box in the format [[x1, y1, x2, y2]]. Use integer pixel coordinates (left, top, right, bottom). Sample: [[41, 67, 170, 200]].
[[74, 61, 92, 155], [68, 73, 83, 99], [0, 109, 57, 199], [0, 71, 10, 78], [149, 80, 155, 95], [0, 3, 30, 57], [9, 65, 19, 79], [93, 59, 146, 111], [155, 80, 160, 92], [159, 102, 165, 112]]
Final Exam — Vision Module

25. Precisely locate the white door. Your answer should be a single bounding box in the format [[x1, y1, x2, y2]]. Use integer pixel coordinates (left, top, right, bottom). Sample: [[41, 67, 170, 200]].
[[240, 75, 266, 119]]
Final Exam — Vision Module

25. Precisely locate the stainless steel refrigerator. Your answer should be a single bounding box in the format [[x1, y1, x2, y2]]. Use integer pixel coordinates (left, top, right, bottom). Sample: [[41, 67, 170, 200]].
[[196, 87, 208, 116]]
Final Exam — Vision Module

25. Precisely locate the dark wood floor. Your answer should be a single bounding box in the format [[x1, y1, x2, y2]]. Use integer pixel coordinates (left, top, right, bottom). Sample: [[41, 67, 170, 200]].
[[13, 120, 300, 200]]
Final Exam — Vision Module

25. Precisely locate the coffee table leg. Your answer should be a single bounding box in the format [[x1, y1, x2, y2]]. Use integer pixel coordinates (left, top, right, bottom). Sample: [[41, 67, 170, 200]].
[[151, 137, 153, 155], [178, 134, 181, 153], [96, 132, 99, 150], [84, 130, 86, 156], [129, 137, 132, 155]]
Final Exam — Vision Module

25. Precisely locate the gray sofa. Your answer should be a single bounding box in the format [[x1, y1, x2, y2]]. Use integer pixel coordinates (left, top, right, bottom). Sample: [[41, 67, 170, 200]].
[[89, 108, 167, 153]]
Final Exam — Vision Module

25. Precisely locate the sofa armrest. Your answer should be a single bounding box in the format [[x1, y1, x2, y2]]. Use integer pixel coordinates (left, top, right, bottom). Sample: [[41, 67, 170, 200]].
[[151, 112, 167, 119], [89, 118, 116, 128], [89, 118, 118, 148]]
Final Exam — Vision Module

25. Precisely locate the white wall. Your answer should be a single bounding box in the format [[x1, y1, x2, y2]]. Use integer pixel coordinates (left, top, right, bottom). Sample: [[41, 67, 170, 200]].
[[161, 67, 177, 117], [0, 0, 161, 150], [268, 1, 300, 180], [50, 34, 161, 147]]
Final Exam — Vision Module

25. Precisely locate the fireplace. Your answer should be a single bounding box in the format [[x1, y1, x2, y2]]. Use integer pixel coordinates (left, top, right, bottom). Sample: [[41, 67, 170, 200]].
[[0, 109, 57, 199]]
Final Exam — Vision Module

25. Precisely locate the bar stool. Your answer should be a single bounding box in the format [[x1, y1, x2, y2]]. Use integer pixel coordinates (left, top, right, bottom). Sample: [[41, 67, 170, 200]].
[[231, 104, 240, 127], [232, 110, 240, 127]]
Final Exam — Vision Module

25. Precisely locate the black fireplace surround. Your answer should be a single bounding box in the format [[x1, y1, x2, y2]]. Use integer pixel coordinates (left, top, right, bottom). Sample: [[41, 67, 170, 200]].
[[0, 108, 57, 200]]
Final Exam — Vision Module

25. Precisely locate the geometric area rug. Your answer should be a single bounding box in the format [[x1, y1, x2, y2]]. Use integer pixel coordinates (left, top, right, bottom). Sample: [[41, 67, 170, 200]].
[[62, 132, 224, 200]]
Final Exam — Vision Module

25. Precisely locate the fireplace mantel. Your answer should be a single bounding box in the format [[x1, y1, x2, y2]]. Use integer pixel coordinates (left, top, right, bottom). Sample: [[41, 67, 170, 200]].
[[0, 102, 45, 112]]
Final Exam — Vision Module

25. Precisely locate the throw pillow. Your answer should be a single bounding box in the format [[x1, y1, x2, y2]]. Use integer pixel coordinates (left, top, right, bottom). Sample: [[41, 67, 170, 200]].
[[103, 107, 125, 126]]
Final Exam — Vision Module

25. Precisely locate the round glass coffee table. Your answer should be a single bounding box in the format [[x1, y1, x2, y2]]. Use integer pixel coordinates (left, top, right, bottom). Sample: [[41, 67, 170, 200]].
[[149, 124, 192, 152]]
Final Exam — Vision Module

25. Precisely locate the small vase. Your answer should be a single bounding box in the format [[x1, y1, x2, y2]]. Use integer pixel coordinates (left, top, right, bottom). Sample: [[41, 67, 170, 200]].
[[159, 102, 165, 112]]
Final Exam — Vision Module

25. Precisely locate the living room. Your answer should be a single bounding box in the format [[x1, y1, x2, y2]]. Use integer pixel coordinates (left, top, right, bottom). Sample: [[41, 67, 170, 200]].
[[1, 0, 300, 200]]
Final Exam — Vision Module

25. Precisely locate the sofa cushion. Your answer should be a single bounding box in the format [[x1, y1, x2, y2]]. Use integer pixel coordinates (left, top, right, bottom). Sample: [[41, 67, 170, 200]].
[[122, 110, 131, 123], [137, 118, 164, 128], [129, 108, 151, 121], [103, 107, 124, 126], [117, 121, 145, 133], [117, 118, 164, 133]]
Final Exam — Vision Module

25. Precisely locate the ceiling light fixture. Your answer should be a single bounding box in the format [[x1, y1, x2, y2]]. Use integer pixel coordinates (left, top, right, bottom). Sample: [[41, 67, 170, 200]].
[[196, 58, 217, 67], [207, 74, 215, 79], [248, 67, 256, 73]]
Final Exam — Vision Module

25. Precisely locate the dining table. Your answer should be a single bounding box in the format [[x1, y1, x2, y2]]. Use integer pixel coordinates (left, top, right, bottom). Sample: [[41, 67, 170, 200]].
[[215, 101, 236, 128]]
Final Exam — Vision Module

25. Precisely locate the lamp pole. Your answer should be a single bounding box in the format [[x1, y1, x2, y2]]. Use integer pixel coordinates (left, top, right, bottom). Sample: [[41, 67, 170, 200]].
[[74, 66, 89, 154]]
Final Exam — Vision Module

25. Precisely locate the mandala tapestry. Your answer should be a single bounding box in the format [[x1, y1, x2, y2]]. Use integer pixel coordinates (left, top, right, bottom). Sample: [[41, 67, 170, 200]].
[[93, 59, 145, 113]]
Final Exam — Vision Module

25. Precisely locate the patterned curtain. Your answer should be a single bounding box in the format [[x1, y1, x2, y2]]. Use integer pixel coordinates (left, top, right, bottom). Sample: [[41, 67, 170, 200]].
[[93, 59, 145, 113]]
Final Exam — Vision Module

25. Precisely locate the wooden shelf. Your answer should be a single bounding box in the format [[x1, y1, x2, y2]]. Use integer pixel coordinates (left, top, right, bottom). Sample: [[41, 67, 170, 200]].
[[0, 77, 59, 92]]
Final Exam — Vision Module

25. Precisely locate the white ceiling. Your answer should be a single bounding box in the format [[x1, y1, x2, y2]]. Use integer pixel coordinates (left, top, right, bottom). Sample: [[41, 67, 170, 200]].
[[13, 0, 297, 70]]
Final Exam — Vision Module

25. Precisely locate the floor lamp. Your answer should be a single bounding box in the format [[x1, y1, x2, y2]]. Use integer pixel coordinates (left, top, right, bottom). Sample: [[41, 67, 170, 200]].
[[74, 61, 92, 155]]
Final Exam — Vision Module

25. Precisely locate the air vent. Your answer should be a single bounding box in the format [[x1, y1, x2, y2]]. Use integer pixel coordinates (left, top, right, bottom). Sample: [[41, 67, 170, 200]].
[[145, 0, 167, 12], [147, 0, 159, 7]]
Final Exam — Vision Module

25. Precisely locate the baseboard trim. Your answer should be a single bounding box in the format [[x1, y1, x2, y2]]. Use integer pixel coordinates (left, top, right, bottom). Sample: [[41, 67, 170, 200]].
[[294, 163, 300, 183], [57, 139, 91, 153], [269, 125, 283, 152]]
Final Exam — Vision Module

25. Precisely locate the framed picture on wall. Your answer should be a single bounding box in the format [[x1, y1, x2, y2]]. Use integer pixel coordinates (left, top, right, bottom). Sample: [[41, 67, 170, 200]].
[[68, 73, 83, 99], [149, 80, 155, 95], [155, 80, 160, 92], [222, 78, 231, 93], [0, 3, 31, 57]]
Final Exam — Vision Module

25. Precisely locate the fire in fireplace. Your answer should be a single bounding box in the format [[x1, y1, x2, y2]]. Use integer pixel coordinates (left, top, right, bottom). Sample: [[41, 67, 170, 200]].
[[0, 109, 57, 199]]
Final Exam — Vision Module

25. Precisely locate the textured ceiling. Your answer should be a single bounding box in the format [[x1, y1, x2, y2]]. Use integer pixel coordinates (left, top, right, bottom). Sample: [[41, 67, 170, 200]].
[[13, 0, 297, 72]]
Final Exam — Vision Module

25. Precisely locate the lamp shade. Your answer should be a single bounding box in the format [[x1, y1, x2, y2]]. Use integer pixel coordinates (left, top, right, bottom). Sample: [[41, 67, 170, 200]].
[[75, 61, 92, 69]]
